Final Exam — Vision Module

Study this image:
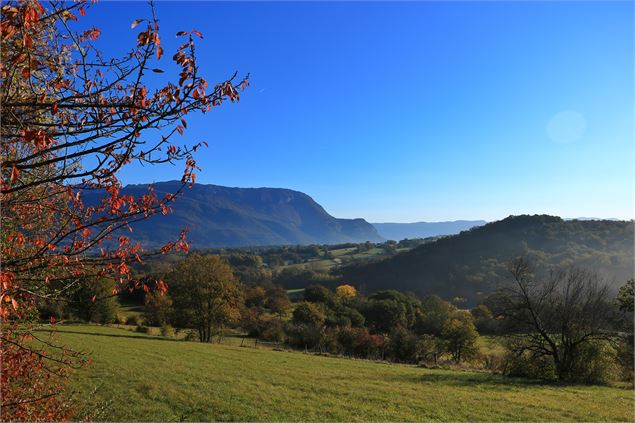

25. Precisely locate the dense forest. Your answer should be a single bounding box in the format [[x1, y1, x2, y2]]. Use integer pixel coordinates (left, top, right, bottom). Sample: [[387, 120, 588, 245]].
[[340, 215, 633, 304]]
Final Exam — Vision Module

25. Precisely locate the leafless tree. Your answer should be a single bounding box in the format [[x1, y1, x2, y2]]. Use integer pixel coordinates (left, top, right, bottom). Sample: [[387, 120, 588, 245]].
[[496, 257, 617, 381]]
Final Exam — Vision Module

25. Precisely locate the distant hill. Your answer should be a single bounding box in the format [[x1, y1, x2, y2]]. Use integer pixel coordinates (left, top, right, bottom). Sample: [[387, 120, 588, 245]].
[[86, 181, 383, 248], [372, 220, 486, 241], [342, 215, 634, 305]]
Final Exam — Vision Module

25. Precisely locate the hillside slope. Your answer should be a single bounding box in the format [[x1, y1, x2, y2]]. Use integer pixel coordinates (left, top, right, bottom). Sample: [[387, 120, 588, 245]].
[[88, 181, 383, 248], [39, 325, 634, 422], [372, 220, 486, 240], [342, 215, 634, 304]]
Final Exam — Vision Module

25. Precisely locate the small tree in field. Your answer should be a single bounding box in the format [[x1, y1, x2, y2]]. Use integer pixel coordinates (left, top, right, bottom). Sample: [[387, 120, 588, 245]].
[[144, 290, 174, 327], [441, 310, 479, 363], [266, 286, 292, 319], [0, 0, 248, 418], [169, 255, 243, 342]]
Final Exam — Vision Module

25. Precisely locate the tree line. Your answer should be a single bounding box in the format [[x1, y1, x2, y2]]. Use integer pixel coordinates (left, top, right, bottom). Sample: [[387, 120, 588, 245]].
[[42, 253, 634, 386]]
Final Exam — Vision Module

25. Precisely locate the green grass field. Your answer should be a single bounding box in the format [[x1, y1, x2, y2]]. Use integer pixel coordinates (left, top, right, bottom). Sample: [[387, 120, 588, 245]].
[[39, 325, 634, 422]]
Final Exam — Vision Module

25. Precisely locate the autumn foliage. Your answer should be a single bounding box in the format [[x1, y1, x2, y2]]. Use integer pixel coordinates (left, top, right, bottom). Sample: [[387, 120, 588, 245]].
[[0, 0, 247, 419]]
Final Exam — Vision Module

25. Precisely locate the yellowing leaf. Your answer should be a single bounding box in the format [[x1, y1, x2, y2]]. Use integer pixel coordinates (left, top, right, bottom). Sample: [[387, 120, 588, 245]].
[[131, 19, 144, 29]]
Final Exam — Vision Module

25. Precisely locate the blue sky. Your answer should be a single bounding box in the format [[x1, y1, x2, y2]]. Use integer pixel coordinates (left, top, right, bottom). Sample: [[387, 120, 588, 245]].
[[84, 1, 632, 222]]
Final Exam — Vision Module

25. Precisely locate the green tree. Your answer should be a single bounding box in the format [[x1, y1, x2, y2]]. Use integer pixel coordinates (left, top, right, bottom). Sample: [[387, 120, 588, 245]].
[[292, 301, 326, 326], [267, 286, 292, 319], [72, 278, 120, 324], [442, 311, 479, 363], [363, 298, 407, 334], [304, 284, 333, 304], [143, 291, 174, 327], [168, 254, 243, 342], [416, 334, 444, 366], [416, 295, 454, 336]]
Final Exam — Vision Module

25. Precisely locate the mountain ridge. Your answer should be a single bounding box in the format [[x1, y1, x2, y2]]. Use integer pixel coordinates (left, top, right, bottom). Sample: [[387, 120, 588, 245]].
[[88, 181, 383, 248]]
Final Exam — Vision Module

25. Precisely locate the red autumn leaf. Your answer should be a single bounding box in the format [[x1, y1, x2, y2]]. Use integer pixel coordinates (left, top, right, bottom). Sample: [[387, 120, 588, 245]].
[[152, 68, 164, 73], [175, 31, 188, 37], [52, 103, 58, 115], [192, 29, 203, 39], [78, 7, 86, 16], [91, 295, 96, 303], [10, 165, 19, 182]]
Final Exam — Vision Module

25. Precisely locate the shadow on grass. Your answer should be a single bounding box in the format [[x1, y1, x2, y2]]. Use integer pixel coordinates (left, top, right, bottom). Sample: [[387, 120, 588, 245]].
[[387, 370, 625, 391], [33, 327, 181, 342], [384, 370, 563, 390]]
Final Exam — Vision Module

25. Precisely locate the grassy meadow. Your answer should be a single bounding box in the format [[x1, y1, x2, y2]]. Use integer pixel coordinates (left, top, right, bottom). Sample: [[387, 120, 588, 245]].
[[37, 324, 634, 422]]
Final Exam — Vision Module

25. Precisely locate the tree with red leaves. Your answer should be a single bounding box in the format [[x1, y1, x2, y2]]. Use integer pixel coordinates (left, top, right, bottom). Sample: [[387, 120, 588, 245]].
[[0, 1, 248, 419]]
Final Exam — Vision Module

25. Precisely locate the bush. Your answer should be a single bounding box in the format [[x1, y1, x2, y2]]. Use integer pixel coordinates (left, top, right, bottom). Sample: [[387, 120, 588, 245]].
[[503, 338, 620, 384], [292, 302, 326, 327], [183, 329, 199, 342], [337, 326, 384, 358], [135, 325, 148, 333], [617, 334, 634, 383], [126, 315, 140, 326], [37, 299, 66, 322], [504, 351, 556, 380], [71, 278, 120, 324], [160, 324, 174, 338], [114, 313, 127, 325], [285, 323, 323, 349], [260, 320, 286, 343], [387, 327, 418, 362], [569, 341, 619, 385], [415, 335, 443, 366], [144, 291, 173, 327]]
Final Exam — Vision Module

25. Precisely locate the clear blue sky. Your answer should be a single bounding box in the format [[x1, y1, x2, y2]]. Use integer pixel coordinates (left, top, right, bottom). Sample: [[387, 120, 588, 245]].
[[84, 1, 632, 222]]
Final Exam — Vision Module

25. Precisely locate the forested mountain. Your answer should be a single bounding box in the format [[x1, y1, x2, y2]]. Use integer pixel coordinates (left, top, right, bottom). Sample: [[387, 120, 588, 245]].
[[341, 215, 634, 305], [87, 181, 383, 247], [372, 220, 486, 240]]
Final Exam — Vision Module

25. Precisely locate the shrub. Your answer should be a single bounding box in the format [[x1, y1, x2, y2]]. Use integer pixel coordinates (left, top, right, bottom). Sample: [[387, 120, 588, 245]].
[[292, 302, 326, 327], [260, 320, 286, 343], [285, 323, 323, 349], [71, 278, 120, 324], [183, 330, 199, 342], [240, 306, 268, 337], [503, 351, 556, 380], [617, 334, 634, 383], [304, 284, 333, 304], [114, 313, 127, 325], [144, 291, 174, 327], [126, 315, 140, 326], [569, 341, 619, 385], [415, 335, 444, 366], [160, 324, 174, 338], [387, 326, 418, 362], [135, 325, 148, 334]]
